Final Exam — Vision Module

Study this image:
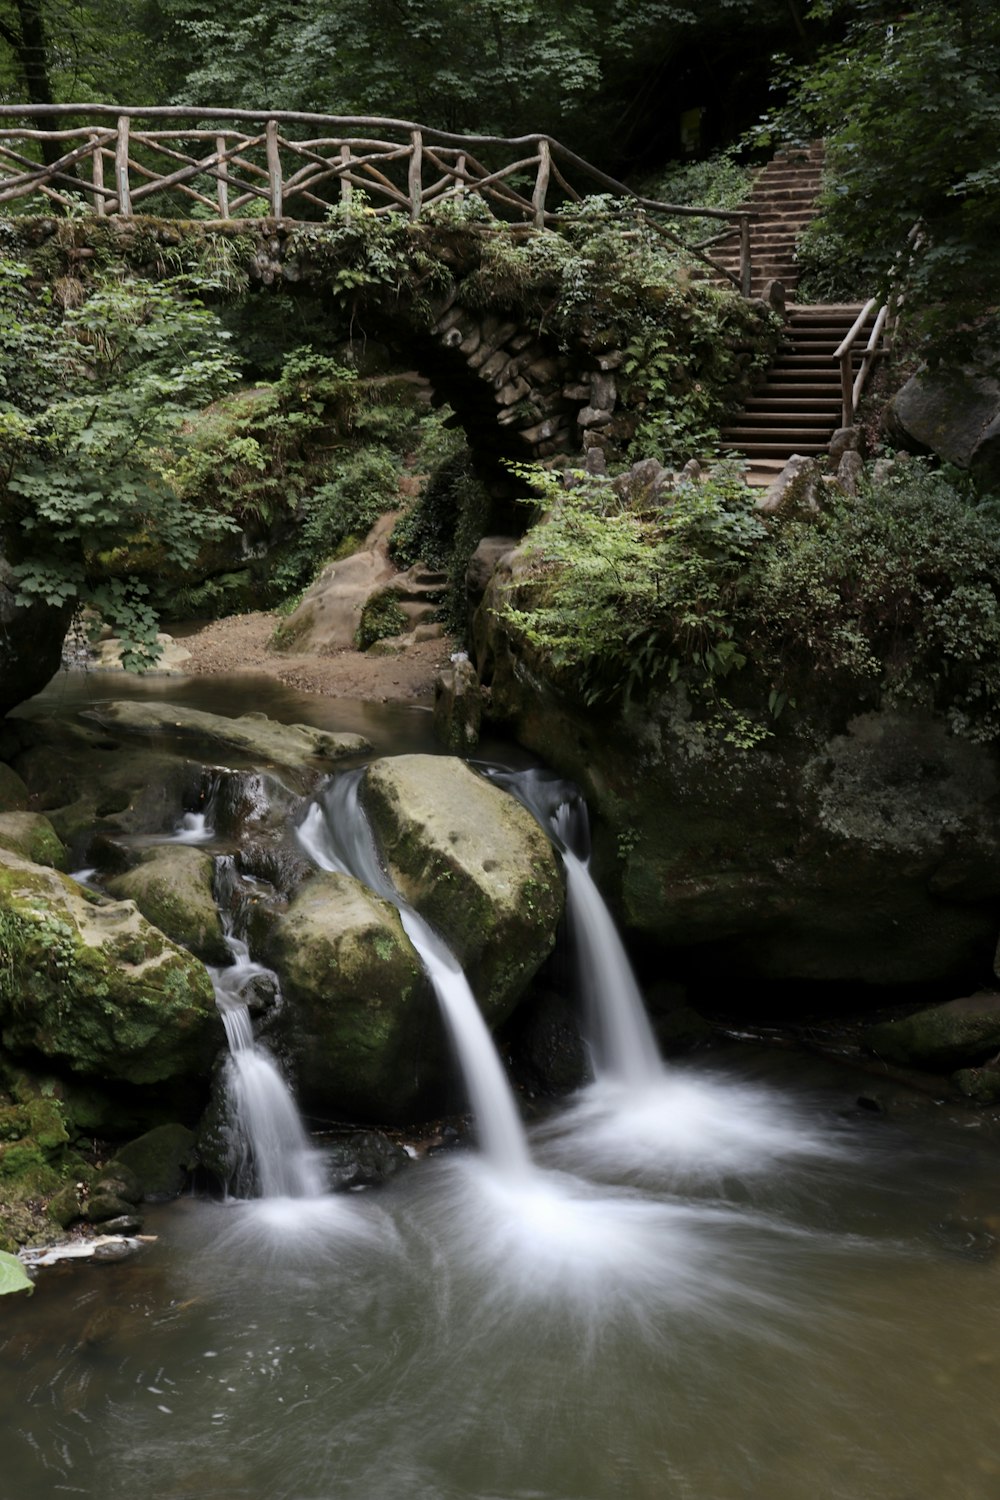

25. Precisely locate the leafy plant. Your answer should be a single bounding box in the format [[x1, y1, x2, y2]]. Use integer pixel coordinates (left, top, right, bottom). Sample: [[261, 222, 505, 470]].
[[0, 1249, 32, 1296], [501, 460, 766, 714], [354, 588, 408, 650]]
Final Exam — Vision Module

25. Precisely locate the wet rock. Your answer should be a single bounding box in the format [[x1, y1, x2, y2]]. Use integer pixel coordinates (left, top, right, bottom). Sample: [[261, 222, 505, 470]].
[[86, 1192, 138, 1223], [362, 754, 564, 1017], [106, 845, 229, 964], [953, 1063, 1000, 1105], [0, 763, 29, 812], [263, 869, 438, 1121], [97, 1213, 144, 1235], [433, 655, 482, 752], [110, 1123, 198, 1201], [506, 987, 588, 1096], [864, 992, 1000, 1070], [476, 564, 1000, 986], [0, 811, 67, 869], [0, 848, 221, 1088], [79, 700, 370, 776], [324, 1130, 410, 1189]]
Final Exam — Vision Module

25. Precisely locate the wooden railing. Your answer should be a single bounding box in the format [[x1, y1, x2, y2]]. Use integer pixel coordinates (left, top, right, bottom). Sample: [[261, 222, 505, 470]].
[[835, 296, 890, 427], [0, 105, 756, 294]]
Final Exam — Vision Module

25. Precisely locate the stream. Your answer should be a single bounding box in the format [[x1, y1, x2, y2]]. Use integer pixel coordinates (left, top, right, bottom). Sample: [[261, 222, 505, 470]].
[[5, 669, 1000, 1499]]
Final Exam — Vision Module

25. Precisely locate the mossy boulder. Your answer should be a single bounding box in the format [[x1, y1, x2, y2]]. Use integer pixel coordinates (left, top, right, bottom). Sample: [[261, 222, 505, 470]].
[[476, 562, 1000, 990], [109, 1123, 196, 1200], [864, 992, 1000, 1071], [0, 848, 221, 1087], [79, 700, 371, 776], [8, 715, 206, 857], [362, 755, 563, 1019], [0, 812, 67, 869], [263, 869, 438, 1121], [106, 845, 228, 964], [0, 763, 28, 812]]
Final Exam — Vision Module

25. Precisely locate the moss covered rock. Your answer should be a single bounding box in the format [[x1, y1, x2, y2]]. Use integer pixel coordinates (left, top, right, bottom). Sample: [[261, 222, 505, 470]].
[[362, 755, 563, 1019], [264, 869, 438, 1121], [0, 848, 221, 1087], [476, 559, 1000, 990], [864, 992, 1000, 1071], [106, 845, 228, 963], [0, 812, 67, 869], [110, 1123, 197, 1200], [0, 763, 29, 812]]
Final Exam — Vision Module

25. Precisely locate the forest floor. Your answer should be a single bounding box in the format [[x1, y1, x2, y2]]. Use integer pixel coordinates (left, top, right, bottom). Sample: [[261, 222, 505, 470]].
[[172, 611, 455, 703]]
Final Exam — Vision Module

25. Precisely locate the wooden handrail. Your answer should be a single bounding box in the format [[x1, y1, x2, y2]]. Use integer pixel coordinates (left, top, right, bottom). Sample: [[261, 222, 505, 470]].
[[0, 105, 757, 294]]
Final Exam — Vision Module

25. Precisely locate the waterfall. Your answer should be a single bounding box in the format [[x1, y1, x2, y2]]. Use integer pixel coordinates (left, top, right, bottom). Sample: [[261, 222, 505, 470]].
[[484, 767, 663, 1089], [167, 802, 325, 1200], [297, 775, 533, 1179]]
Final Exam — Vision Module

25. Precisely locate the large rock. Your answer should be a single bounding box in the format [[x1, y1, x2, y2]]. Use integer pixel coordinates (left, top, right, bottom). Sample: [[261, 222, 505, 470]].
[[79, 700, 370, 774], [271, 512, 399, 654], [263, 869, 436, 1120], [0, 848, 221, 1087], [362, 754, 563, 1015], [476, 563, 1000, 988], [864, 992, 1000, 1070], [0, 811, 67, 869], [0, 551, 72, 717], [106, 845, 228, 964], [887, 365, 1000, 489]]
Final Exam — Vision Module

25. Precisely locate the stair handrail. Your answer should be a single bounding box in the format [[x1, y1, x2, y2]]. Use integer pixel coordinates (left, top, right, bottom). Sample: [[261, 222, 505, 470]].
[[833, 219, 925, 428], [834, 295, 882, 427]]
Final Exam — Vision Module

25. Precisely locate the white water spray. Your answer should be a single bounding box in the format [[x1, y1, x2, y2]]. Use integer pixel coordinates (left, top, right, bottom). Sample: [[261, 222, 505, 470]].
[[486, 767, 663, 1088], [297, 777, 533, 1178], [166, 803, 325, 1201]]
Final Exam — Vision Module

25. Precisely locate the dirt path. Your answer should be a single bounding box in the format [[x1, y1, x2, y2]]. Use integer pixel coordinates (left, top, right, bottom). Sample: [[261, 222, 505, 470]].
[[172, 611, 455, 702]]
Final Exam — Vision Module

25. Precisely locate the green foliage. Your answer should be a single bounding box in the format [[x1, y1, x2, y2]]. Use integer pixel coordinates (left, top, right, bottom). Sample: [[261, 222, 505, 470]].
[[354, 589, 408, 651], [0, 1249, 32, 1296], [502, 460, 766, 715], [502, 457, 1000, 744], [454, 197, 782, 464], [638, 150, 760, 246], [0, 260, 241, 665], [390, 448, 491, 634], [743, 460, 1000, 740], [758, 0, 1000, 359]]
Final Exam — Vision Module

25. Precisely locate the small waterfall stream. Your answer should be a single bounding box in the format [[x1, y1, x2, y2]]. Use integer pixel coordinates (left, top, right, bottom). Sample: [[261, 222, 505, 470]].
[[485, 767, 663, 1088], [167, 806, 325, 1200], [297, 775, 534, 1178]]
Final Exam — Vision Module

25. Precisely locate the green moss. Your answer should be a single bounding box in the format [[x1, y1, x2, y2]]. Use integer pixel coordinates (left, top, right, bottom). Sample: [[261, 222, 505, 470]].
[[354, 589, 408, 650]]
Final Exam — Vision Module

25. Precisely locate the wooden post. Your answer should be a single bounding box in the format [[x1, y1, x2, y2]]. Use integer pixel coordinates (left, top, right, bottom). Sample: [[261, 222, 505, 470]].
[[408, 129, 422, 220], [90, 133, 106, 216], [532, 138, 550, 227], [266, 119, 282, 218], [216, 134, 229, 218], [340, 142, 352, 206], [840, 352, 853, 427], [115, 114, 131, 216], [740, 216, 752, 297], [455, 152, 466, 200]]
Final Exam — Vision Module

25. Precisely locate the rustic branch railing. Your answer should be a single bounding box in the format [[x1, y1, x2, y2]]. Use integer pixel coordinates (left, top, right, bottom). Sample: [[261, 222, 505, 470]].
[[834, 296, 889, 427], [0, 105, 756, 294]]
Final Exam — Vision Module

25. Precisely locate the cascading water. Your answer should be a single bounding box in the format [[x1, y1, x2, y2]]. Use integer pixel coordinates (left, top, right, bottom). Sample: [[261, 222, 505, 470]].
[[485, 767, 662, 1087], [166, 803, 325, 1200], [297, 777, 533, 1178]]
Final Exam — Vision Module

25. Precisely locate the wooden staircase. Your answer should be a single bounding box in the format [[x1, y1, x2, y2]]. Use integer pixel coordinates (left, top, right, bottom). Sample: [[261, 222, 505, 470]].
[[711, 143, 879, 487], [720, 303, 874, 487], [712, 143, 825, 298]]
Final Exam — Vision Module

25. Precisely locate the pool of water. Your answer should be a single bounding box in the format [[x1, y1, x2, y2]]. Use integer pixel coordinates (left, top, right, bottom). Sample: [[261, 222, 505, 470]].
[[5, 1051, 1000, 1500]]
